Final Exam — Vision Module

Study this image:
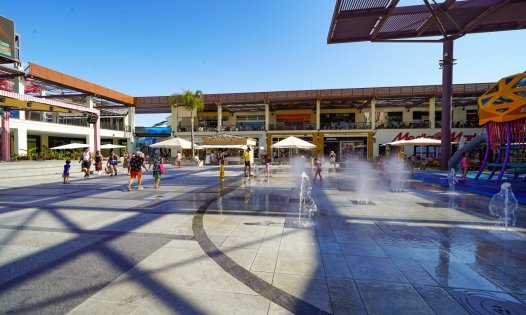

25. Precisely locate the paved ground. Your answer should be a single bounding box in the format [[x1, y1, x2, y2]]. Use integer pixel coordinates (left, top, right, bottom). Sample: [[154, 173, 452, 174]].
[[0, 164, 526, 314]]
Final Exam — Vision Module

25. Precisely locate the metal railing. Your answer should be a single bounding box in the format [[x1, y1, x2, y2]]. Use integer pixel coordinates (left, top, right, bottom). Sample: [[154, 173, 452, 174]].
[[100, 122, 130, 132], [376, 121, 430, 129], [320, 122, 371, 130], [269, 123, 315, 131]]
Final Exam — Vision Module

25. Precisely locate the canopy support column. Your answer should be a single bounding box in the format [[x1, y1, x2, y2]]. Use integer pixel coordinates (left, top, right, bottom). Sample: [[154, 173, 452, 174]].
[[316, 99, 320, 131], [1, 110, 10, 162], [265, 103, 270, 131], [370, 98, 376, 130], [217, 104, 222, 131], [429, 96, 436, 129], [440, 39, 454, 170]]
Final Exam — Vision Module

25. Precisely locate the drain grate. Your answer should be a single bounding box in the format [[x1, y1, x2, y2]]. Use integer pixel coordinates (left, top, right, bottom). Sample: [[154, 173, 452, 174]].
[[350, 200, 376, 206], [448, 289, 526, 315]]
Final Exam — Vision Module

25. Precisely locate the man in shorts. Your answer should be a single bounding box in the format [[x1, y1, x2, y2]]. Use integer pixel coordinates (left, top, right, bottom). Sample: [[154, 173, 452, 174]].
[[243, 147, 251, 177], [80, 147, 92, 178], [127, 151, 148, 191]]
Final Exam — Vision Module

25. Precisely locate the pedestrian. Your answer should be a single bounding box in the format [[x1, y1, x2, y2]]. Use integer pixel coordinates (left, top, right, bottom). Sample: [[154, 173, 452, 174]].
[[329, 150, 337, 172], [313, 156, 323, 183], [244, 147, 251, 177], [264, 156, 270, 178], [108, 149, 119, 176], [149, 150, 165, 189], [461, 152, 470, 180], [95, 150, 103, 175], [127, 151, 148, 191], [176, 152, 182, 168], [63, 160, 71, 184], [79, 147, 92, 178], [123, 152, 130, 175]]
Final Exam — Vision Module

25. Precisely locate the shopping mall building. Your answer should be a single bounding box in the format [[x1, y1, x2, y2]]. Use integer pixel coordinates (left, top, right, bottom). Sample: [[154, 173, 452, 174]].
[[0, 60, 489, 162], [137, 83, 487, 161]]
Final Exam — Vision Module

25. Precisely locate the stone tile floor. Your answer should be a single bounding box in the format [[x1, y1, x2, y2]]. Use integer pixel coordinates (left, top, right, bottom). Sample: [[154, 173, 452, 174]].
[[0, 165, 525, 314]]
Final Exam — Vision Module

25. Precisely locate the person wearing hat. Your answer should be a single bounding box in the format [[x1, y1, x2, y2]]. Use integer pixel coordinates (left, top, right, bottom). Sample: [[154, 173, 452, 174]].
[[127, 151, 148, 191]]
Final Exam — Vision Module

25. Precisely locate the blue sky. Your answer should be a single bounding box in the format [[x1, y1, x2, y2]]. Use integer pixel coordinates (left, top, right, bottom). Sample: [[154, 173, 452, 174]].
[[3, 0, 525, 125]]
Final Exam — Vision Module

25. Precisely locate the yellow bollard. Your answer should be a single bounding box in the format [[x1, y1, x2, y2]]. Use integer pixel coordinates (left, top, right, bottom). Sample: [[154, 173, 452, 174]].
[[219, 163, 225, 181]]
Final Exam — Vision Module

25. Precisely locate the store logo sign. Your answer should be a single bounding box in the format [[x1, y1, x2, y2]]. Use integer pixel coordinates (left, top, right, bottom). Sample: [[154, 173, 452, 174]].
[[391, 131, 479, 142]]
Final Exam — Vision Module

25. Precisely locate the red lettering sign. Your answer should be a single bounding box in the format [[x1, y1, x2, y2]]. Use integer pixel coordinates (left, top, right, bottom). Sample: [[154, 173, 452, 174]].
[[390, 131, 478, 142]]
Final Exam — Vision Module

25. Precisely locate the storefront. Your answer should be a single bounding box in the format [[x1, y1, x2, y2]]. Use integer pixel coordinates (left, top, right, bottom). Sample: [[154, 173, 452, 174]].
[[324, 136, 367, 161], [375, 128, 484, 157]]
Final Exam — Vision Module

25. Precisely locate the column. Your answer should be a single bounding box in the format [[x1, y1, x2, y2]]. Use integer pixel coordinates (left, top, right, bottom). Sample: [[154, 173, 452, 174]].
[[14, 128, 27, 156], [127, 106, 136, 153], [217, 103, 222, 131], [265, 103, 270, 131], [429, 96, 436, 129], [316, 99, 320, 131], [86, 96, 100, 152], [370, 98, 376, 130], [1, 111, 10, 161], [170, 105, 178, 134], [13, 70, 26, 156], [440, 39, 454, 170]]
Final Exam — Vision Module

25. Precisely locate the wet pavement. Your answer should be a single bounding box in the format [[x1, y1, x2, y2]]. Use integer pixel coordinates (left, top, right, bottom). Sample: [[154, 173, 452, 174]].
[[0, 165, 525, 314]]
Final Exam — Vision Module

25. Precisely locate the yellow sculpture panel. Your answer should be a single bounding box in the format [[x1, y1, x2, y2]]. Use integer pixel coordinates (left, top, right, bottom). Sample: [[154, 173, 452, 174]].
[[478, 73, 526, 125]]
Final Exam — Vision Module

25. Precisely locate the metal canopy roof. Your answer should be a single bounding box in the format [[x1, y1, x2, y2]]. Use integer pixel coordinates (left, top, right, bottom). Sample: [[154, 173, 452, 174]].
[[328, 0, 526, 43]]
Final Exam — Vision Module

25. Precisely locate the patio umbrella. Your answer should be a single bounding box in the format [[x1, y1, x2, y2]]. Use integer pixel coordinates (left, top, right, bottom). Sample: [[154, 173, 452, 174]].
[[405, 138, 442, 146], [149, 137, 193, 149], [99, 144, 126, 149], [385, 139, 409, 146], [50, 143, 90, 150], [270, 136, 316, 149]]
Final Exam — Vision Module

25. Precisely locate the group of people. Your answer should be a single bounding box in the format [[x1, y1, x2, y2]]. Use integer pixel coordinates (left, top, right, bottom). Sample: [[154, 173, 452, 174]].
[[62, 148, 165, 190]]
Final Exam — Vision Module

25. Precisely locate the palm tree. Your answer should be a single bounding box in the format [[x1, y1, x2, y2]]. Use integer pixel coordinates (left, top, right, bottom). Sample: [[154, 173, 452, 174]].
[[168, 90, 204, 159]]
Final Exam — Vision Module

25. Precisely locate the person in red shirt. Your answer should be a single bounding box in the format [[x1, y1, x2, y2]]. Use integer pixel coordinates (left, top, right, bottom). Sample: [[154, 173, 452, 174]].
[[127, 151, 148, 191]]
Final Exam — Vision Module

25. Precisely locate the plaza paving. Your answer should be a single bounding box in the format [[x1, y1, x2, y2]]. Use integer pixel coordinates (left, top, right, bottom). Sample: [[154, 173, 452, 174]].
[[0, 164, 526, 314]]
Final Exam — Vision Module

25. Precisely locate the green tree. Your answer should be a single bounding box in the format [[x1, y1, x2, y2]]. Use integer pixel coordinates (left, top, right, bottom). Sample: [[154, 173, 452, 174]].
[[168, 90, 204, 159]]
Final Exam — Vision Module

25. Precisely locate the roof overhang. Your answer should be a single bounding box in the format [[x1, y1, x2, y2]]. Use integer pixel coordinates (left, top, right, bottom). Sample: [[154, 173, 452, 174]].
[[0, 90, 99, 115], [27, 63, 134, 105], [328, 0, 526, 44]]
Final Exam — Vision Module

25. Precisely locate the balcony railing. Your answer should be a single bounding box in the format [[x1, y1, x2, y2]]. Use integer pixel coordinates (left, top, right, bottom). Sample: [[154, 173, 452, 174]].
[[377, 121, 430, 129], [101, 122, 130, 132], [269, 123, 315, 130], [320, 122, 371, 130]]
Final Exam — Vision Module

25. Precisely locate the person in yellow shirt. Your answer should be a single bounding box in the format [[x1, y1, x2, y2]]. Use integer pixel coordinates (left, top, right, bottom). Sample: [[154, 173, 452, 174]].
[[244, 147, 251, 177]]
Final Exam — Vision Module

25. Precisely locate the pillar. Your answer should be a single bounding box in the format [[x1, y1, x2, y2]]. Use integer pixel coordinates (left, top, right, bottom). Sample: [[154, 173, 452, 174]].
[[367, 132, 374, 160], [126, 106, 136, 153], [41, 134, 49, 151], [85, 96, 100, 153], [12, 70, 26, 156], [316, 99, 320, 131], [1, 111, 10, 161], [265, 103, 270, 131], [217, 104, 222, 131], [14, 128, 27, 156], [370, 98, 376, 130], [429, 96, 436, 129], [440, 39, 454, 170]]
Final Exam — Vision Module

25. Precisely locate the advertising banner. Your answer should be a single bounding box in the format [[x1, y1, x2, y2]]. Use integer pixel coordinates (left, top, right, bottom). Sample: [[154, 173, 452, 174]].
[[0, 16, 15, 61]]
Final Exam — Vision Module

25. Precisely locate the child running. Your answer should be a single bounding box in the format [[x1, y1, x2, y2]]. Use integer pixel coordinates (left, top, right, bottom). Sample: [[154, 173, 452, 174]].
[[313, 156, 323, 183], [461, 152, 470, 180], [63, 160, 71, 184]]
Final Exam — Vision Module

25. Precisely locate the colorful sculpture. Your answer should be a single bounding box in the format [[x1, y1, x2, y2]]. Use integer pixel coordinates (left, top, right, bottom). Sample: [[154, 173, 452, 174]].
[[476, 72, 526, 183]]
